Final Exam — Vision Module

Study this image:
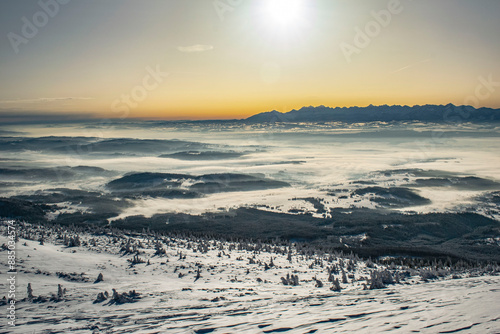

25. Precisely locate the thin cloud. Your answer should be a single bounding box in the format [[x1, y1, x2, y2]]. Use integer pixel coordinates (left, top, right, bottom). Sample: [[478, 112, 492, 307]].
[[0, 111, 98, 125], [392, 58, 432, 74], [0, 97, 95, 104], [177, 45, 214, 53]]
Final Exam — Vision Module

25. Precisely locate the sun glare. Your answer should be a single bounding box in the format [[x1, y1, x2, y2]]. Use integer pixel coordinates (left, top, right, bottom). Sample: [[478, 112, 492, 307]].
[[262, 0, 305, 29]]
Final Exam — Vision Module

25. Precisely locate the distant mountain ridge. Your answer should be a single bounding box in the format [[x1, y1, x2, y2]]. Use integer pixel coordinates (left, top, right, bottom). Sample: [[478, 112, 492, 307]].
[[245, 104, 500, 123]]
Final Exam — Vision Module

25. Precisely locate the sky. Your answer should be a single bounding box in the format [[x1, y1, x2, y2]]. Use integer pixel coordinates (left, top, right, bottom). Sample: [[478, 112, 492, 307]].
[[0, 0, 499, 120]]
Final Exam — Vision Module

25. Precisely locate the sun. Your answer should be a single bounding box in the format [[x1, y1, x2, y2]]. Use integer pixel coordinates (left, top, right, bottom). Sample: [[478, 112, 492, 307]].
[[262, 0, 305, 29]]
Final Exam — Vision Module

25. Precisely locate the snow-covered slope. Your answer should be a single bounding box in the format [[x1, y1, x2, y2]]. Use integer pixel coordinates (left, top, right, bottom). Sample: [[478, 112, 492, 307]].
[[1, 223, 499, 333]]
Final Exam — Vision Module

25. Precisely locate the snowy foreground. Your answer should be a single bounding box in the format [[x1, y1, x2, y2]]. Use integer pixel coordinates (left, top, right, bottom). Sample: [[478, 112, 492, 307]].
[[1, 223, 499, 333]]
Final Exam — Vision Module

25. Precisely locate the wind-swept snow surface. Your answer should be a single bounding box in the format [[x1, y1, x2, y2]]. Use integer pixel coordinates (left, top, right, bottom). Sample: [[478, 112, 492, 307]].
[[1, 223, 498, 333]]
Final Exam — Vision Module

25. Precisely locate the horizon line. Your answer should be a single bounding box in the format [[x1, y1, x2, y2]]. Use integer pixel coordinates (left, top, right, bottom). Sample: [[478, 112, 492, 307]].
[[0, 103, 498, 124]]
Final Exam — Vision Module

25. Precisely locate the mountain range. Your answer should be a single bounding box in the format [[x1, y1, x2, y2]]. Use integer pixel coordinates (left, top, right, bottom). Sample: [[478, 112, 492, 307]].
[[244, 104, 500, 123]]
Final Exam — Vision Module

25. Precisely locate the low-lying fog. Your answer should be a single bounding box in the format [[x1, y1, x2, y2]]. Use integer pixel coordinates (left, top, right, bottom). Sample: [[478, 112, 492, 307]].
[[1, 121, 499, 222]]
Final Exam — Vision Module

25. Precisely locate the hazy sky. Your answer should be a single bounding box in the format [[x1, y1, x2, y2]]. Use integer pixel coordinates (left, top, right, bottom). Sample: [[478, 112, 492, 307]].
[[0, 0, 499, 120]]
